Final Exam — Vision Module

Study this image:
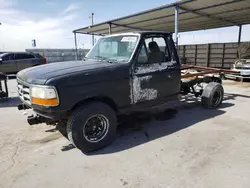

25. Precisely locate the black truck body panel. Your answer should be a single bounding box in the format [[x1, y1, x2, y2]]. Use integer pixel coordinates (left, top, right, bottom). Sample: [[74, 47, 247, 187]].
[[17, 31, 181, 120]]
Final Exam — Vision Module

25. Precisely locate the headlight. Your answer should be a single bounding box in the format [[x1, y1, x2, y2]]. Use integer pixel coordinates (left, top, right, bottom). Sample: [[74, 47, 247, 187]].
[[30, 86, 59, 106]]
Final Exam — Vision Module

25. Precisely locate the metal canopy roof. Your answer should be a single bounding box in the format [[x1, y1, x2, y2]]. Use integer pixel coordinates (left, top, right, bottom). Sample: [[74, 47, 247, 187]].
[[73, 0, 250, 36]]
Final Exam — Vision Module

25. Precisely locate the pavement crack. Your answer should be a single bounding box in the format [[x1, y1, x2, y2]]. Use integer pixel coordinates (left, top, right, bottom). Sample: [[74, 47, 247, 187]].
[[0, 144, 19, 178], [155, 153, 165, 164]]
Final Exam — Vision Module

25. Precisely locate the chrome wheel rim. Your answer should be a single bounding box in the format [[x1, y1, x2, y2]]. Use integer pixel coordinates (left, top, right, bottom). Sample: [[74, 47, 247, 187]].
[[83, 114, 109, 143]]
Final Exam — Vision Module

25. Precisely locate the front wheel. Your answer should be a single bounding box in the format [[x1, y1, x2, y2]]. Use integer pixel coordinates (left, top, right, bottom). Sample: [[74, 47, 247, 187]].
[[201, 82, 224, 109], [67, 102, 117, 153]]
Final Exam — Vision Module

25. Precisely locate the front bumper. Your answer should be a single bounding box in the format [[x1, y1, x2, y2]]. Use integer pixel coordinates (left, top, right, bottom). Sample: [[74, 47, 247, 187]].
[[17, 102, 68, 119], [18, 102, 69, 126], [231, 68, 250, 76], [34, 109, 69, 119]]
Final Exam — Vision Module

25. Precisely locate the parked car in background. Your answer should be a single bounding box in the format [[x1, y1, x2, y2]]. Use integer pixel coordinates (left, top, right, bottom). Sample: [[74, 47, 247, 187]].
[[0, 52, 47, 74], [231, 56, 250, 76]]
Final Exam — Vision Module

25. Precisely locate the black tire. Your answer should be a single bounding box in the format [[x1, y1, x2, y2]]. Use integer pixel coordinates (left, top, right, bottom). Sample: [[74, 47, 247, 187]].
[[201, 82, 224, 109], [67, 102, 117, 153]]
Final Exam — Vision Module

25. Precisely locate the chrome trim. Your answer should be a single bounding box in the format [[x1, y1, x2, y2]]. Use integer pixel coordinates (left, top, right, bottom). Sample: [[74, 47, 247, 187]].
[[17, 80, 31, 106], [23, 88, 30, 93], [16, 78, 60, 107]]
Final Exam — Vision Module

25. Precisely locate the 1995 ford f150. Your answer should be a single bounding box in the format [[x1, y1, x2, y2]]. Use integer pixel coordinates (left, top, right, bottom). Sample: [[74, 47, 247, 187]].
[[17, 31, 224, 152]]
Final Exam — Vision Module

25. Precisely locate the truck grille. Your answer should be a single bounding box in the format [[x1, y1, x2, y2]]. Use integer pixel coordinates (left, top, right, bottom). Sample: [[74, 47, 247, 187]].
[[17, 81, 31, 106]]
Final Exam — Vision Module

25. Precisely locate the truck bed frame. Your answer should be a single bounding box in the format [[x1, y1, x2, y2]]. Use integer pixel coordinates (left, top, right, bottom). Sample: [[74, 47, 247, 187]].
[[180, 64, 237, 97]]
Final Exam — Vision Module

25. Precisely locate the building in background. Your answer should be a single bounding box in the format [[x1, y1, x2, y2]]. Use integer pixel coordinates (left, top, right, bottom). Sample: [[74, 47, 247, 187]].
[[26, 48, 89, 63]]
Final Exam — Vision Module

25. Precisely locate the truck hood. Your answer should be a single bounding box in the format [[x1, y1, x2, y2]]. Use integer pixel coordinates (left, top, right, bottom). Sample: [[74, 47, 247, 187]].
[[17, 60, 118, 85]]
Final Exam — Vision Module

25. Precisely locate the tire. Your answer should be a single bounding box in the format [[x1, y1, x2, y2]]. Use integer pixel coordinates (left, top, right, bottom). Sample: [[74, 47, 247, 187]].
[[67, 102, 117, 153], [201, 82, 224, 109]]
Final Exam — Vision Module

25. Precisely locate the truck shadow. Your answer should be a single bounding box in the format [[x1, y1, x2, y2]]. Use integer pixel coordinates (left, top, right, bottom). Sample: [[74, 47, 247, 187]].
[[224, 93, 250, 100], [86, 99, 234, 155], [58, 93, 243, 154]]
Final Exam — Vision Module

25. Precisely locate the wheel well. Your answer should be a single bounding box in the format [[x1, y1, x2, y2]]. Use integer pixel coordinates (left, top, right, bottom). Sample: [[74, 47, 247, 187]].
[[71, 96, 118, 113]]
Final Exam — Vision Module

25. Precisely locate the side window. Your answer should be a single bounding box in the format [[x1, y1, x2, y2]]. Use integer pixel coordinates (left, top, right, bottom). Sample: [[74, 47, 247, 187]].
[[15, 54, 24, 60], [26, 54, 35, 59], [2, 54, 14, 61], [145, 37, 169, 59], [15, 53, 34, 60], [136, 36, 173, 65], [135, 35, 178, 74], [137, 44, 148, 64]]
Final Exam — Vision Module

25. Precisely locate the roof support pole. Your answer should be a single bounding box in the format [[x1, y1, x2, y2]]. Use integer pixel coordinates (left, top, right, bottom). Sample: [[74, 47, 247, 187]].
[[74, 32, 78, 60], [109, 23, 112, 35], [175, 5, 179, 49], [238, 25, 242, 44], [91, 13, 95, 46]]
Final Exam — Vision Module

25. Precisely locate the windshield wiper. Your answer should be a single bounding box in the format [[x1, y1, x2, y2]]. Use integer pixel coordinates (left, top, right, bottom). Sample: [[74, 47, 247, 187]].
[[94, 56, 116, 63]]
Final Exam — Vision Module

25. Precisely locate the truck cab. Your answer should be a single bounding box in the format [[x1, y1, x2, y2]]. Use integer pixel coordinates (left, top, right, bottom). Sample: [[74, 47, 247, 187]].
[[84, 31, 181, 107], [16, 31, 182, 152]]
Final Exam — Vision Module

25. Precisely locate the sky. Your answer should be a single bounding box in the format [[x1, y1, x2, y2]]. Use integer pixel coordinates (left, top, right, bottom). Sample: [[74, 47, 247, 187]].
[[0, 0, 250, 51]]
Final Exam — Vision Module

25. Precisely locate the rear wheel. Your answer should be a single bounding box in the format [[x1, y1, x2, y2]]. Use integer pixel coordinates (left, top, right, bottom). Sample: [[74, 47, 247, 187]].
[[67, 102, 117, 153], [201, 82, 224, 109]]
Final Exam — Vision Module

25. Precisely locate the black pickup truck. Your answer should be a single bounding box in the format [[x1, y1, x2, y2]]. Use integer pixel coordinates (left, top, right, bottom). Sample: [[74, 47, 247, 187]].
[[17, 31, 224, 152]]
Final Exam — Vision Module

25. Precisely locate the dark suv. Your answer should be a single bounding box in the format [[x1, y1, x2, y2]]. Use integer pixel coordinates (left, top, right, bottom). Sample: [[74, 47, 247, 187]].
[[0, 52, 47, 74]]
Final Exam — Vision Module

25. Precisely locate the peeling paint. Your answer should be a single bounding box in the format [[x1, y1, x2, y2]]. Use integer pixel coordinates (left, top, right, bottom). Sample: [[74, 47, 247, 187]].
[[131, 75, 158, 104], [130, 61, 177, 104], [135, 61, 176, 74]]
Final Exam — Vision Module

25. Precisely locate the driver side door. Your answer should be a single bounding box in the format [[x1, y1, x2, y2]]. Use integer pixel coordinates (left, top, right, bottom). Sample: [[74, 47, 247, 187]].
[[130, 34, 180, 106]]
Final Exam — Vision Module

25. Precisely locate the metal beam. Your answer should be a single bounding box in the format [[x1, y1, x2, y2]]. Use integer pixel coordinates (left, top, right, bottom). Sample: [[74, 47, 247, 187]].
[[179, 6, 239, 26], [75, 32, 105, 36], [73, 32, 78, 60], [175, 5, 179, 48], [90, 13, 95, 46], [121, 0, 244, 28], [108, 23, 112, 35], [238, 25, 242, 44], [73, 0, 245, 35], [74, 0, 247, 36], [109, 22, 146, 31]]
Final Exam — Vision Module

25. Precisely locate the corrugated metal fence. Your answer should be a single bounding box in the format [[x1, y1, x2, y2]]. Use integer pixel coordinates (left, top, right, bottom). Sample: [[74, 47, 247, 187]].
[[26, 49, 90, 63], [178, 42, 250, 68], [15, 42, 250, 67]]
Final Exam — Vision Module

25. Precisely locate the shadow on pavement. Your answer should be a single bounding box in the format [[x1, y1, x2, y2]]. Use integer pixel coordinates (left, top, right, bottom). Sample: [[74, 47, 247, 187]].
[[53, 94, 238, 154], [0, 97, 20, 108], [87, 101, 233, 155], [224, 93, 250, 100], [61, 144, 75, 151]]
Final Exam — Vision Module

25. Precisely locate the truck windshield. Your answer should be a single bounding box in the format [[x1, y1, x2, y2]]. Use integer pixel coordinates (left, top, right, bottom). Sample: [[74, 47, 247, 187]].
[[86, 35, 138, 62]]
